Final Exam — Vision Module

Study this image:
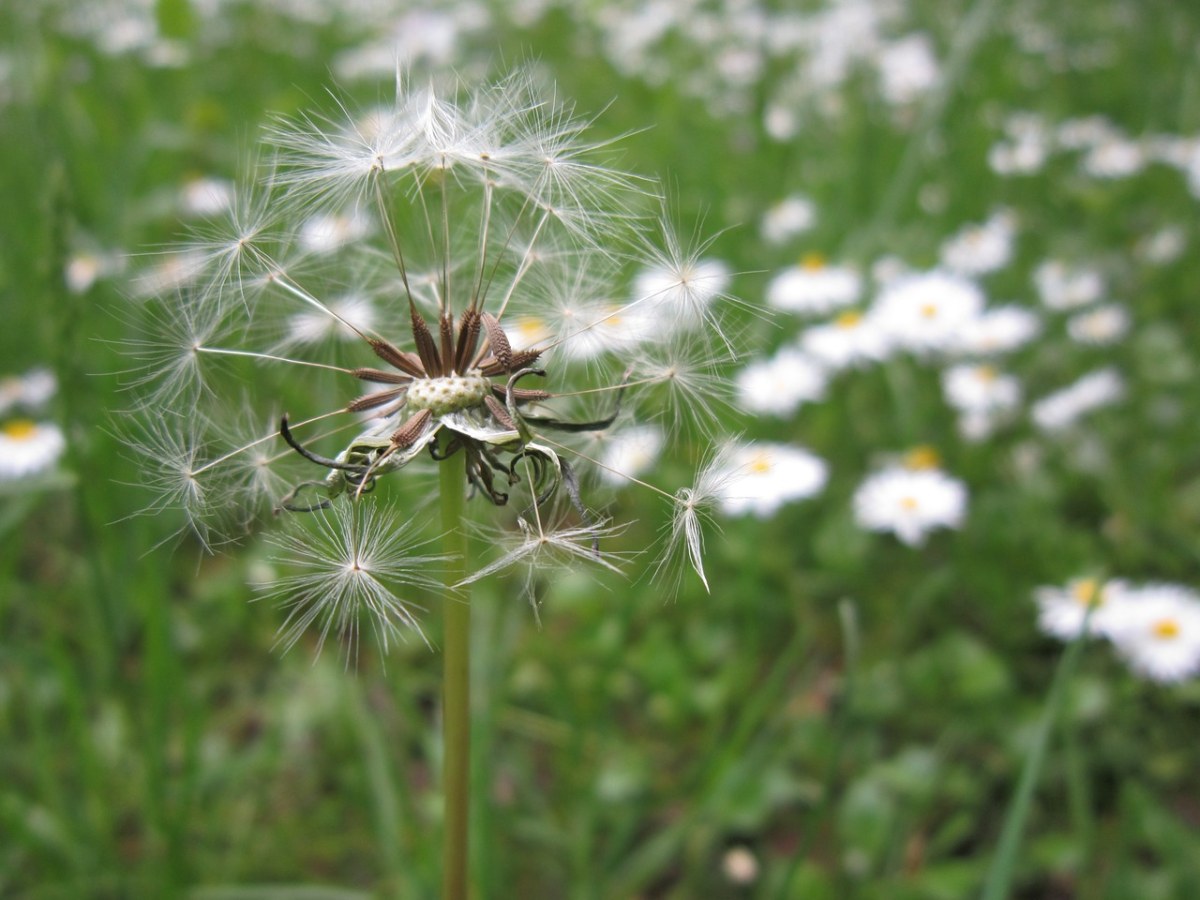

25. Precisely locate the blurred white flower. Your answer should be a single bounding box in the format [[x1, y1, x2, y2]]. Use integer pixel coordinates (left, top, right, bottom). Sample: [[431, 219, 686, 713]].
[[735, 347, 827, 416], [597, 425, 664, 485], [1108, 584, 1200, 683], [760, 195, 816, 244], [800, 309, 890, 370], [1031, 367, 1124, 432], [957, 306, 1042, 356], [298, 209, 373, 254], [1067, 304, 1130, 346], [876, 33, 940, 106], [714, 442, 828, 518], [1081, 136, 1146, 179], [767, 256, 862, 315], [939, 210, 1016, 276], [1033, 260, 1104, 311], [181, 177, 235, 217], [871, 270, 984, 355], [1035, 577, 1133, 640], [0, 368, 56, 415], [0, 420, 66, 480], [853, 463, 967, 546]]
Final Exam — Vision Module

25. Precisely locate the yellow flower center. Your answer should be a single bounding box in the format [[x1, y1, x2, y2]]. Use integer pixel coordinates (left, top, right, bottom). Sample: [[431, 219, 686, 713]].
[[748, 452, 773, 474], [920, 302, 940, 319], [800, 252, 826, 271], [975, 365, 997, 382], [835, 310, 863, 329], [899, 496, 919, 511], [1152, 619, 1181, 640], [2, 419, 38, 441], [1071, 578, 1101, 607], [904, 445, 941, 470]]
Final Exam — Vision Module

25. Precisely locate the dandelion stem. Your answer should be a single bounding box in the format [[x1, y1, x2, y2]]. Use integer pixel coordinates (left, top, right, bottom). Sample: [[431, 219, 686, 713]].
[[439, 438, 470, 900]]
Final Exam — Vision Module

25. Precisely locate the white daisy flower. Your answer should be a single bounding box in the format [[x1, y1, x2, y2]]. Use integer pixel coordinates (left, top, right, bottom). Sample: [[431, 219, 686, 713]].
[[283, 293, 377, 347], [1135, 227, 1186, 265], [1033, 261, 1104, 311], [0, 368, 57, 415], [597, 425, 665, 486], [1031, 367, 1124, 433], [876, 33, 940, 107], [853, 464, 967, 546], [767, 256, 862, 316], [800, 309, 890, 370], [1067, 304, 1130, 346], [1080, 137, 1146, 179], [714, 442, 828, 518], [942, 364, 1021, 415], [735, 347, 828, 417], [0, 420, 66, 480], [504, 315, 555, 352], [760, 195, 816, 245], [1107, 584, 1200, 683], [870, 270, 984, 355], [1034, 577, 1134, 640], [939, 210, 1016, 276], [298, 209, 373, 254], [181, 177, 235, 217], [957, 306, 1041, 356]]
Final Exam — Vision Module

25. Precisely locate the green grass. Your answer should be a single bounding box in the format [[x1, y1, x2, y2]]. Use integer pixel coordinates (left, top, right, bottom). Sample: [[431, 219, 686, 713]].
[[3, 1, 1200, 898]]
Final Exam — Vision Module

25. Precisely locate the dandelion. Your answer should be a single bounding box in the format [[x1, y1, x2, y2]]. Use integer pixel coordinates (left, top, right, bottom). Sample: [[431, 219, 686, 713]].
[[118, 67, 743, 640], [123, 68, 741, 898]]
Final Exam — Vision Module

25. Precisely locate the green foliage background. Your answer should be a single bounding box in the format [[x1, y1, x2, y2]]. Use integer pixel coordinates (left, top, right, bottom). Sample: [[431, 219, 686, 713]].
[[2, 1, 1199, 897]]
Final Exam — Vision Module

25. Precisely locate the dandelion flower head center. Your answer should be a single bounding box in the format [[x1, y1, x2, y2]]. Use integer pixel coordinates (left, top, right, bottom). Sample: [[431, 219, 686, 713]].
[[801, 252, 826, 271], [1152, 618, 1181, 640], [406, 372, 492, 416], [835, 310, 864, 329], [2, 419, 38, 441], [903, 445, 941, 470]]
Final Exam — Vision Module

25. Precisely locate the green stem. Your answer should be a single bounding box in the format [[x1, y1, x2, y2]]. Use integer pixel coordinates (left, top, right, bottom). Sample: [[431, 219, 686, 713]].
[[440, 447, 470, 900], [979, 632, 1089, 900]]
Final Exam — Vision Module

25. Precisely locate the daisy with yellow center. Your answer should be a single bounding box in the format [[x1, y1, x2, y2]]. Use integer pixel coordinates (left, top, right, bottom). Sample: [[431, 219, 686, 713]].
[[1108, 584, 1200, 683], [852, 461, 967, 546], [0, 419, 66, 480], [711, 442, 828, 518]]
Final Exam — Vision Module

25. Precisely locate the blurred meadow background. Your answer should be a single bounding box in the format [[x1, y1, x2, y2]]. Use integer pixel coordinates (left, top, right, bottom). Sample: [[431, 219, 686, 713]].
[[3, 0, 1200, 897]]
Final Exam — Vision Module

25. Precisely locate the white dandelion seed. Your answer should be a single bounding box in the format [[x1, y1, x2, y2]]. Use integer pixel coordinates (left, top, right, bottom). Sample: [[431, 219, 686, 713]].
[[264, 502, 445, 659]]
